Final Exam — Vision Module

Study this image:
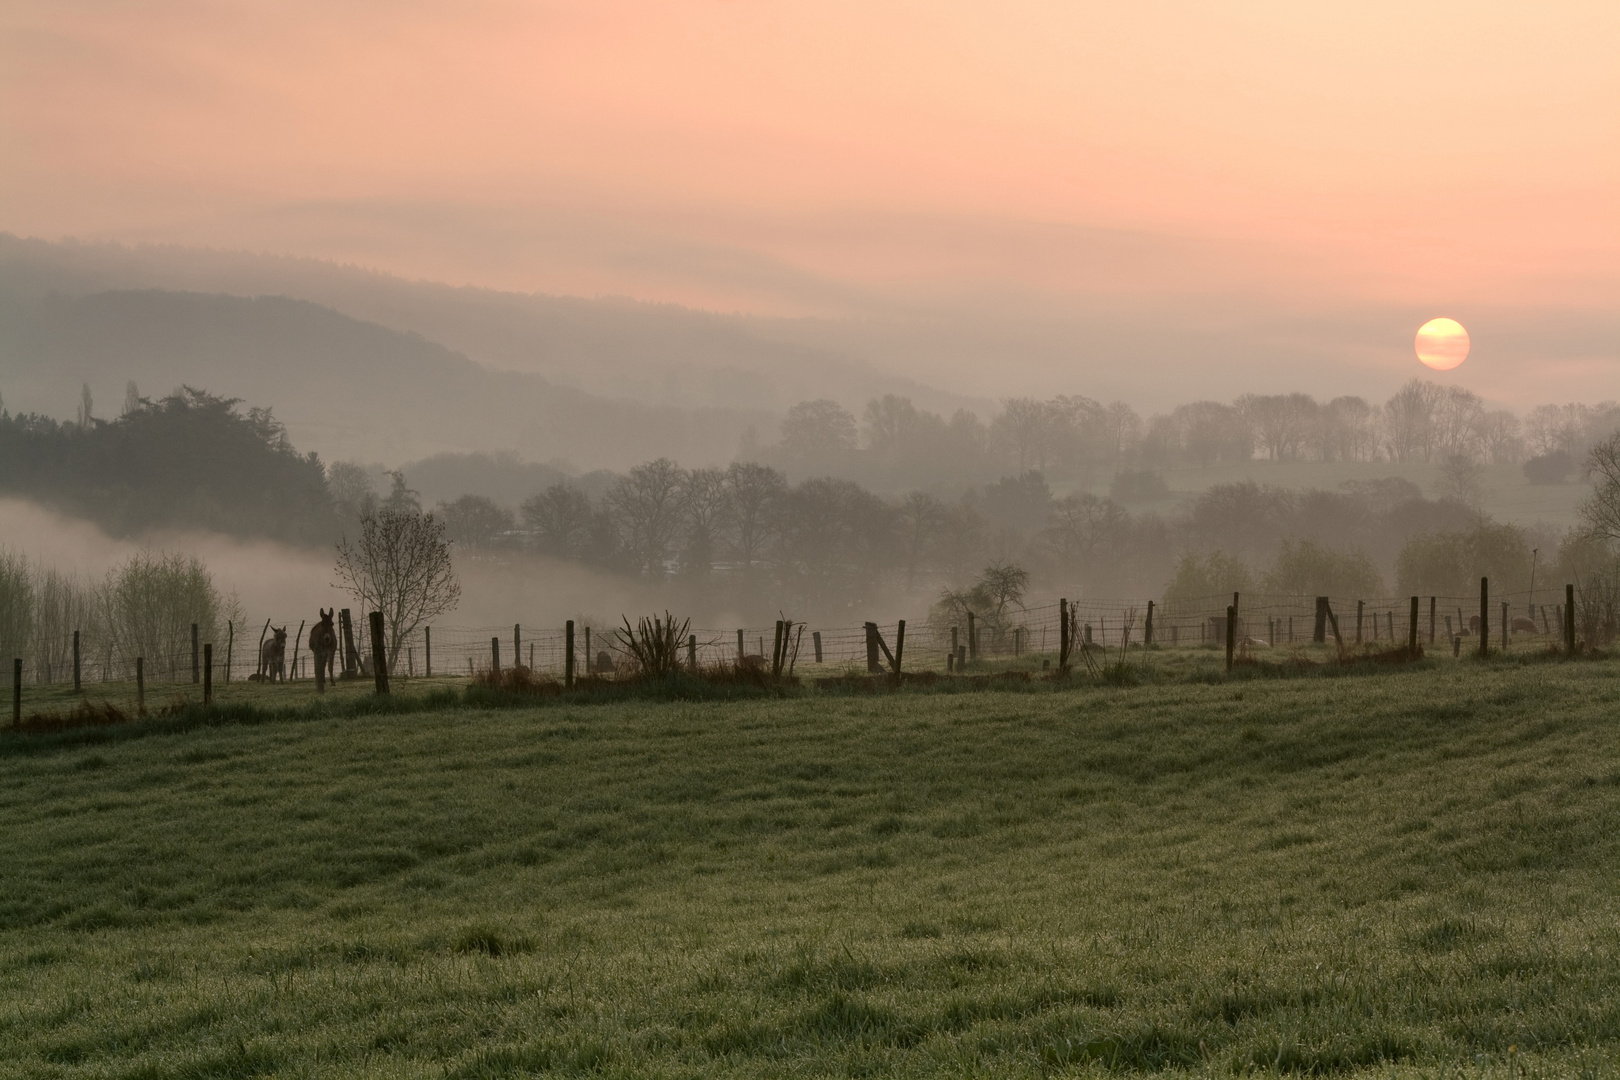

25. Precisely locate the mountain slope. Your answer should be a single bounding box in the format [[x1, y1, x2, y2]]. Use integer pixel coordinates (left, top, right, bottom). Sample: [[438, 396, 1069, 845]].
[[0, 287, 772, 469], [0, 233, 986, 417]]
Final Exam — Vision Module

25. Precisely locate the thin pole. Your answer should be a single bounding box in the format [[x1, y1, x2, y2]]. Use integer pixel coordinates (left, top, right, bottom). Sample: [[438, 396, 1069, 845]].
[[425, 626, 432, 677], [1408, 596, 1419, 652], [490, 636, 501, 680], [191, 622, 200, 683], [73, 630, 81, 693], [203, 643, 213, 705], [136, 657, 145, 715], [1225, 605, 1236, 672], [894, 619, 906, 680], [226, 621, 233, 683], [11, 658, 19, 726], [1479, 577, 1490, 659]]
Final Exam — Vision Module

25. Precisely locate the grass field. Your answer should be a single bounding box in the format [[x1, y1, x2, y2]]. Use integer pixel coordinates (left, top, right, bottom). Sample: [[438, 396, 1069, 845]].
[[3, 653, 1620, 1077]]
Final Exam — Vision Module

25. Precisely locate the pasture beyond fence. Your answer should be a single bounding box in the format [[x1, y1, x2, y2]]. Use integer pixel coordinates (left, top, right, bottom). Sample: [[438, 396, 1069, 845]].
[[5, 579, 1602, 724]]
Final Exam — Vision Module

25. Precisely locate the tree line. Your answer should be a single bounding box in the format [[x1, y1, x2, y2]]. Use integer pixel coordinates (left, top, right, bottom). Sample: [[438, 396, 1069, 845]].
[[412, 455, 1620, 624], [745, 380, 1620, 489]]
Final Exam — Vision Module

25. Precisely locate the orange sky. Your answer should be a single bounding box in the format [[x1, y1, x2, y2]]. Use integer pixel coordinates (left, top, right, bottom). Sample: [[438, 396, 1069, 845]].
[[3, 1, 1616, 382]]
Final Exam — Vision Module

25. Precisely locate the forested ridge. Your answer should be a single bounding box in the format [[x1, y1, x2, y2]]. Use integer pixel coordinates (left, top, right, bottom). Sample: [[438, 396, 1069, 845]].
[[0, 387, 336, 544]]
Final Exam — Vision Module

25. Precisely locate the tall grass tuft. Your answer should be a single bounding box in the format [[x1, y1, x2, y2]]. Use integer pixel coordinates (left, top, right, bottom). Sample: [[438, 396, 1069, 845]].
[[615, 612, 690, 677]]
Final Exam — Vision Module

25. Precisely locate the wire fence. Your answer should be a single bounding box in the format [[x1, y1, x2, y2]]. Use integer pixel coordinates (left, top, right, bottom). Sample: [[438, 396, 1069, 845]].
[[4, 586, 1584, 702]]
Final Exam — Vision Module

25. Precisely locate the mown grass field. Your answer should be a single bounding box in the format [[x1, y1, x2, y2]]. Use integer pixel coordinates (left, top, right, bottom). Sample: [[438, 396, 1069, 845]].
[[2, 655, 1619, 1078]]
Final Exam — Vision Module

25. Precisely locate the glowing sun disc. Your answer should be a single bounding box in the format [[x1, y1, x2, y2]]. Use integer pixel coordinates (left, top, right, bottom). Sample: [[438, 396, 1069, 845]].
[[1416, 317, 1469, 370]]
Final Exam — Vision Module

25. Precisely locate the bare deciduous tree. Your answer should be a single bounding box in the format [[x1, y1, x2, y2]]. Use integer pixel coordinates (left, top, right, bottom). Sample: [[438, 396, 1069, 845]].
[[1583, 434, 1620, 543], [606, 458, 688, 576], [334, 509, 460, 667], [724, 462, 785, 569], [522, 483, 594, 559]]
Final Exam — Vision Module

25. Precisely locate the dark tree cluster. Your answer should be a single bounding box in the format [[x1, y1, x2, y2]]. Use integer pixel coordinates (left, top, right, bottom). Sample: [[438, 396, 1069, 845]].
[[0, 386, 337, 543]]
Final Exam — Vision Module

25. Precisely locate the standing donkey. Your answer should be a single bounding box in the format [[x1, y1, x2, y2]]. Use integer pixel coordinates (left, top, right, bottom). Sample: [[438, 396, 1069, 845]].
[[258, 626, 288, 683], [309, 609, 338, 692]]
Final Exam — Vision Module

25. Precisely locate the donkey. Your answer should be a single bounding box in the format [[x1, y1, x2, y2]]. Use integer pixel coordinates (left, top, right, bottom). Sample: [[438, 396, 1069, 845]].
[[309, 609, 338, 692], [258, 626, 288, 683]]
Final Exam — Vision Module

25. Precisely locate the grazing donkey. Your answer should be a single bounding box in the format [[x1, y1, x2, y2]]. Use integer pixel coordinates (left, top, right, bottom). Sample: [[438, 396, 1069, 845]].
[[258, 626, 288, 683], [309, 609, 338, 692]]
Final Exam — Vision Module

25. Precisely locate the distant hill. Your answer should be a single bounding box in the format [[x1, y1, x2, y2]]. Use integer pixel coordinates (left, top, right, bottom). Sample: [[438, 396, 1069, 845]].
[[0, 234, 986, 420], [0, 285, 774, 469]]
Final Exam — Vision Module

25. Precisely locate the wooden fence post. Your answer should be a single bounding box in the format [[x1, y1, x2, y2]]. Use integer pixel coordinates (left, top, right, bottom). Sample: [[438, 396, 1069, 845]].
[[565, 621, 575, 688], [1313, 597, 1327, 644], [72, 630, 81, 693], [1408, 597, 1419, 652], [1355, 601, 1364, 644], [136, 657, 145, 715], [1144, 601, 1154, 647], [11, 658, 19, 726], [1429, 597, 1436, 644], [774, 621, 787, 678], [289, 619, 304, 683], [863, 622, 880, 674], [203, 643, 213, 705], [1501, 601, 1509, 651], [1059, 599, 1070, 672], [1225, 605, 1236, 672], [425, 626, 432, 677], [584, 626, 591, 675], [1325, 602, 1343, 649], [967, 611, 977, 661], [490, 636, 501, 680], [191, 623, 200, 684], [225, 621, 234, 683], [893, 620, 906, 680], [813, 631, 823, 664], [1566, 583, 1576, 655], [369, 612, 390, 694], [1479, 577, 1489, 659], [736, 629, 744, 663], [1386, 610, 1394, 641], [513, 624, 522, 671], [688, 633, 697, 673]]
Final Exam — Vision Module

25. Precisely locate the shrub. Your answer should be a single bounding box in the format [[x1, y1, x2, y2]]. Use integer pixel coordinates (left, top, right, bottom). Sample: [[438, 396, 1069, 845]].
[[1163, 552, 1252, 611], [1109, 470, 1170, 503], [1263, 540, 1383, 598], [1395, 522, 1533, 597], [1524, 451, 1573, 485]]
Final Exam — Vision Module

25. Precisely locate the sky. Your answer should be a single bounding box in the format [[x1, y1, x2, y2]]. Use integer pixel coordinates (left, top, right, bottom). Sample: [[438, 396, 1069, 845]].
[[3, 0, 1617, 402]]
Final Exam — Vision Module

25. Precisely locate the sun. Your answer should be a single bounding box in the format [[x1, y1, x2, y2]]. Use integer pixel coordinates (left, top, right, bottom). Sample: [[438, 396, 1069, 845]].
[[1416, 318, 1469, 371]]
